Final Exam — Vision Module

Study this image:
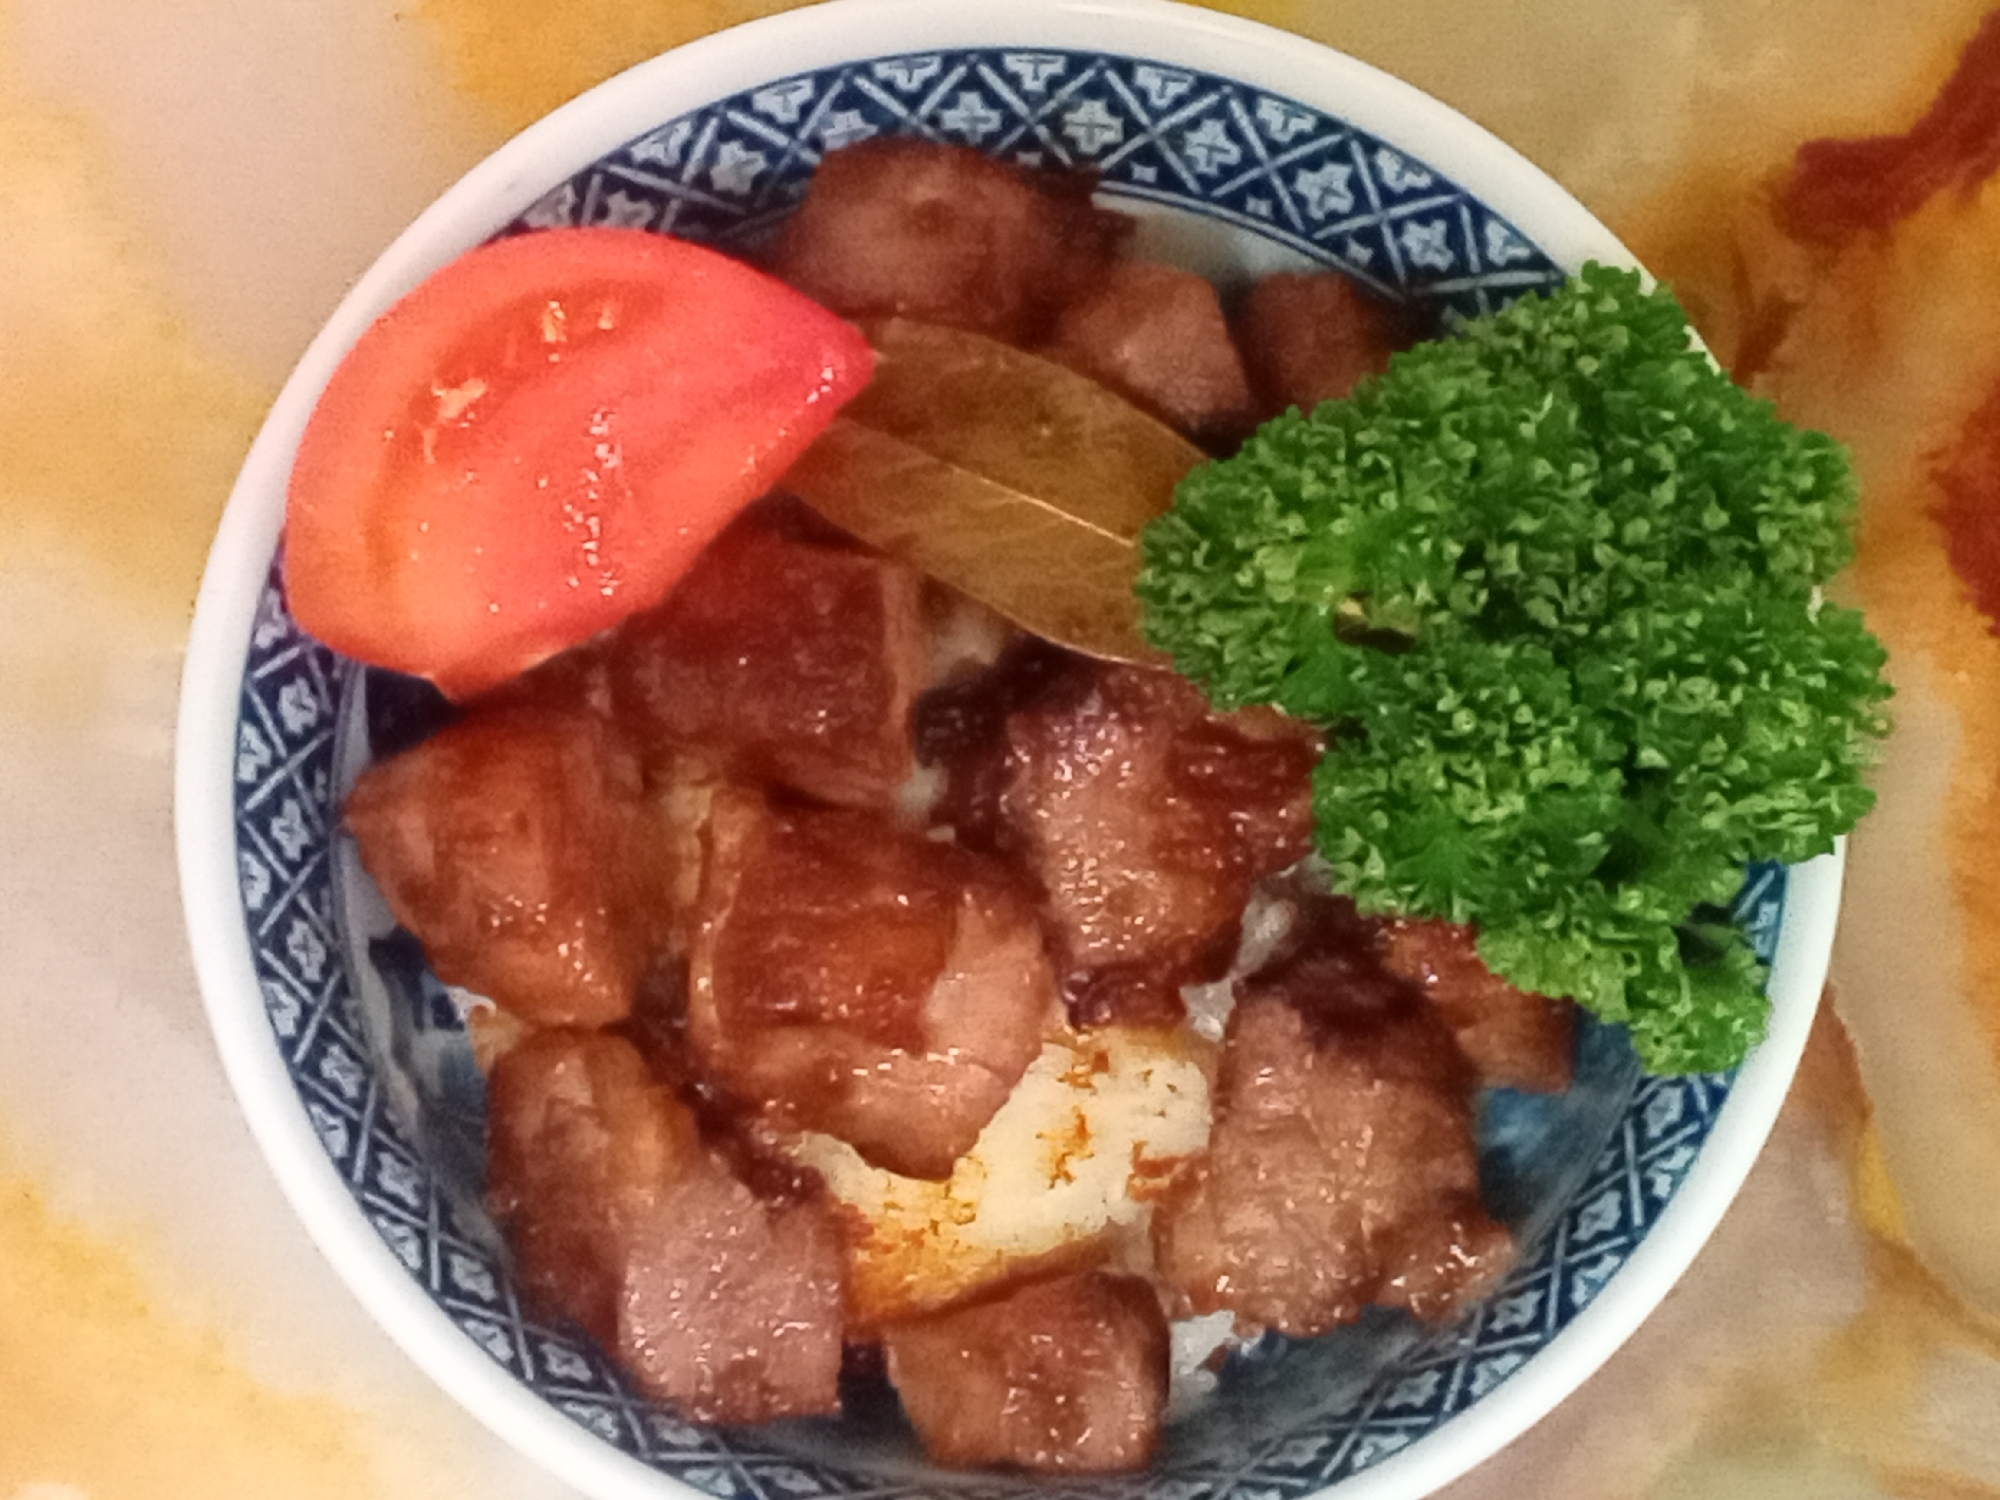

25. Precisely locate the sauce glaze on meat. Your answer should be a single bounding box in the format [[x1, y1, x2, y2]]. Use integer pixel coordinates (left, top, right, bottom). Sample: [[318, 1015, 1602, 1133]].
[[339, 136, 1578, 1475], [883, 1271, 1171, 1472], [344, 703, 670, 1028], [485, 1028, 847, 1421], [1153, 899, 1516, 1333], [984, 660, 1321, 1027], [688, 787, 1056, 1181]]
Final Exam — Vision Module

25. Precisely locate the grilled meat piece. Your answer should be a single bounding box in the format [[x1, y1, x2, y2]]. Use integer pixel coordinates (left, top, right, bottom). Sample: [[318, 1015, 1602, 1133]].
[[485, 1029, 847, 1423], [1380, 917, 1576, 1093], [771, 137, 1130, 345], [1045, 259, 1255, 441], [883, 1270, 1169, 1473], [688, 789, 1057, 1180], [1154, 976, 1512, 1334], [988, 662, 1318, 1024], [344, 700, 668, 1027], [614, 504, 927, 810], [1234, 270, 1416, 417]]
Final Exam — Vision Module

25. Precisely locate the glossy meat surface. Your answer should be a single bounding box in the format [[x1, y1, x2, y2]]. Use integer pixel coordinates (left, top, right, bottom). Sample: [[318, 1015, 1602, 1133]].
[[883, 1271, 1169, 1473], [485, 1029, 847, 1422], [1045, 259, 1254, 440], [1154, 990, 1513, 1334], [614, 505, 927, 809], [771, 139, 1129, 344], [993, 663, 1318, 1023], [486, 1028, 686, 1343], [343, 701, 667, 1026], [1380, 918, 1577, 1093], [688, 789, 1056, 1180], [1234, 270, 1411, 416], [618, 1161, 848, 1424], [339, 139, 1557, 1463], [1250, 882, 1425, 1024]]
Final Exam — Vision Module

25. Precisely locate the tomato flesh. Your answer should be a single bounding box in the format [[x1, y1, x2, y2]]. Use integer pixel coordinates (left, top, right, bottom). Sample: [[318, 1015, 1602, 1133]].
[[284, 228, 874, 700]]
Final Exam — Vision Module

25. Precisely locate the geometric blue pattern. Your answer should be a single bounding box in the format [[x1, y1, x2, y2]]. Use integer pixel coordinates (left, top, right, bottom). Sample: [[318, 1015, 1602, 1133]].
[[512, 48, 1565, 320], [230, 44, 1777, 1500], [234, 576, 747, 1482], [234, 568, 1776, 1499]]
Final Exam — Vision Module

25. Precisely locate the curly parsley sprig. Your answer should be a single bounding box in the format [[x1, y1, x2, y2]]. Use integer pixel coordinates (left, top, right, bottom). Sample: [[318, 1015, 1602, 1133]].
[[1137, 263, 1890, 1073]]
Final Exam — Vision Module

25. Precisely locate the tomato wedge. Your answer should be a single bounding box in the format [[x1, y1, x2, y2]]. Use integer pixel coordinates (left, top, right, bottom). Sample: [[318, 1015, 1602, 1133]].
[[284, 227, 874, 700]]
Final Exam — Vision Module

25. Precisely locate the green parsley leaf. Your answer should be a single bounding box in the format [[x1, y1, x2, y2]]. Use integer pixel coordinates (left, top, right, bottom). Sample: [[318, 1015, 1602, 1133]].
[[1136, 263, 1891, 1073]]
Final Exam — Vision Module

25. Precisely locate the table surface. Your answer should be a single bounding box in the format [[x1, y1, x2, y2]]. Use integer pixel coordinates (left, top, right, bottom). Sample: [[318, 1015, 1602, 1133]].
[[6, 2, 2000, 1497]]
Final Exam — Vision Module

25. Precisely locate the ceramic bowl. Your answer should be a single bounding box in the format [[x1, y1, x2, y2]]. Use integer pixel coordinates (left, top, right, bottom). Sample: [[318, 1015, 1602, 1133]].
[[175, 2, 1840, 1497]]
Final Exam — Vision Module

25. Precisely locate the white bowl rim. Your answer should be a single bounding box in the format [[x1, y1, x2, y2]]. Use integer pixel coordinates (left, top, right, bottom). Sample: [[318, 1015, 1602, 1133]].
[[174, 2, 1835, 1498]]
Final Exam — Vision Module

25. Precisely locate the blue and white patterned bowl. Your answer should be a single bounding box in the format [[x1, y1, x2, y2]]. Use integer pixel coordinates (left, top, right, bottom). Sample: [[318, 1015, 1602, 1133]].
[[175, 3, 1840, 1497]]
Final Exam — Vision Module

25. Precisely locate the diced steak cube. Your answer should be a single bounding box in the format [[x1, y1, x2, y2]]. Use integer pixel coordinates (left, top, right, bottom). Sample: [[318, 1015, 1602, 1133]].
[[914, 636, 1081, 850], [1234, 270, 1415, 417], [1380, 918, 1577, 1092], [770, 138, 1130, 344], [618, 1162, 848, 1425], [614, 504, 927, 809], [486, 1028, 681, 1342], [485, 1029, 846, 1423], [688, 790, 1057, 1180], [883, 1271, 1169, 1473], [1044, 260, 1255, 440], [993, 663, 1319, 1023], [1153, 983, 1512, 1334], [1241, 880, 1426, 1021], [344, 702, 668, 1027]]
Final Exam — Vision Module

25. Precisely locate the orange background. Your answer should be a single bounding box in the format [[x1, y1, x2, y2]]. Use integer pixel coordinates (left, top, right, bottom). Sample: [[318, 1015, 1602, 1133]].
[[5, 2, 2000, 1496]]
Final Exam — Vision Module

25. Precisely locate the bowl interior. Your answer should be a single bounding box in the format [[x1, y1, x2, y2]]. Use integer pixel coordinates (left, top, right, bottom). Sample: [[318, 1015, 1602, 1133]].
[[216, 28, 1802, 1500]]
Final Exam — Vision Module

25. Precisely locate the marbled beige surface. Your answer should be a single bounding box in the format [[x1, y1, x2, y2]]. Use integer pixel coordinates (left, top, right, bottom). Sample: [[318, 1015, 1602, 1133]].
[[5, 2, 2000, 1497]]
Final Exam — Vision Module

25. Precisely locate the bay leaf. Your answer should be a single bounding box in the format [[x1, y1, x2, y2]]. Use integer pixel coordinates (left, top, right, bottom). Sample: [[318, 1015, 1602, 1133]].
[[783, 319, 1205, 662]]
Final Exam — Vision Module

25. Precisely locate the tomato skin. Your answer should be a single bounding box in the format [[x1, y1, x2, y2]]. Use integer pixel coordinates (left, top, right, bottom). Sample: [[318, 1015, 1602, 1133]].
[[284, 228, 874, 700]]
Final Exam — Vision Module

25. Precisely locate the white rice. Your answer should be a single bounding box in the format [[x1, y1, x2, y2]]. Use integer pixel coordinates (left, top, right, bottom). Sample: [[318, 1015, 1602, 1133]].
[[785, 1025, 1213, 1325]]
